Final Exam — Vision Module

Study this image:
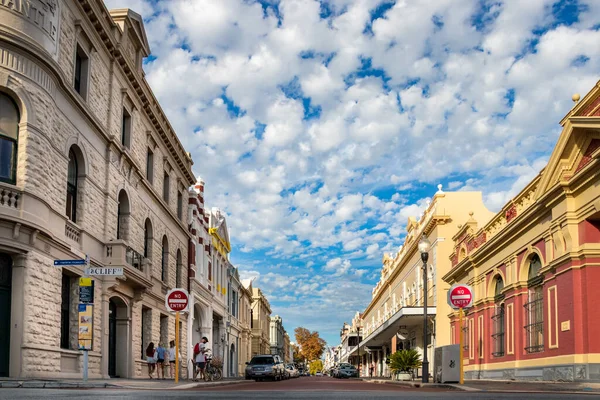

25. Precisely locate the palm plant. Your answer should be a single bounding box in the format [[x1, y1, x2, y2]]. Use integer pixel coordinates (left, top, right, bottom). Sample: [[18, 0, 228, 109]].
[[389, 349, 422, 373]]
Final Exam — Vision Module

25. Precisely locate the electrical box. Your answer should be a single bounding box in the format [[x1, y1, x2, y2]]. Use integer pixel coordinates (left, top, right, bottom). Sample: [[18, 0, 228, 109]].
[[434, 344, 460, 383]]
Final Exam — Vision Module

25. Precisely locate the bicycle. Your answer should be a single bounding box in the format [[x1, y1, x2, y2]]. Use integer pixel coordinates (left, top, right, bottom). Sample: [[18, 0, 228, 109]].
[[203, 350, 223, 382]]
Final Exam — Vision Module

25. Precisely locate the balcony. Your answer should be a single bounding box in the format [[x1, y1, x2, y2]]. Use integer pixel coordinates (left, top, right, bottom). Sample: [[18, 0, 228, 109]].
[[104, 240, 152, 288]]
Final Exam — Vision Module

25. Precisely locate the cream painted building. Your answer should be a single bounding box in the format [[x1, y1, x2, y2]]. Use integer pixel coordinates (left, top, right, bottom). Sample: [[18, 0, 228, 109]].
[[239, 279, 253, 375], [0, 1, 195, 378], [358, 187, 494, 379], [251, 287, 271, 356]]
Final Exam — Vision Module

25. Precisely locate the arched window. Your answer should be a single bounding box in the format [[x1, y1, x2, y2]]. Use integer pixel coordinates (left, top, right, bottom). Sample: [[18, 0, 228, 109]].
[[161, 236, 169, 282], [66, 149, 78, 222], [176, 249, 182, 288], [528, 254, 542, 281], [117, 190, 130, 240], [144, 219, 153, 258], [494, 275, 504, 297], [0, 93, 19, 184]]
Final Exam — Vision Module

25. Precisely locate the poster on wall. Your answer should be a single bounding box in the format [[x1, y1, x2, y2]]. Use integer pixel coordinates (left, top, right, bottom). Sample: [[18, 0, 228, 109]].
[[78, 304, 93, 350]]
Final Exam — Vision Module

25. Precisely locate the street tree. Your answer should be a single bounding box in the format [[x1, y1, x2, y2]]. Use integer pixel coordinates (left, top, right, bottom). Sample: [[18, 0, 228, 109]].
[[294, 327, 327, 362], [309, 360, 323, 375]]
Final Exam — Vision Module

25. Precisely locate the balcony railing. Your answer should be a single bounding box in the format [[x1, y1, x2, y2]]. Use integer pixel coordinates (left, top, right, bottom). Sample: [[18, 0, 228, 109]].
[[0, 186, 19, 209], [65, 220, 81, 244], [126, 246, 143, 271]]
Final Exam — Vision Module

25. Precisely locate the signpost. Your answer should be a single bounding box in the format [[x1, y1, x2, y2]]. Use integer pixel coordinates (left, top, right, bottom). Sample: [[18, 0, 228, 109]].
[[165, 289, 189, 383], [447, 284, 474, 384]]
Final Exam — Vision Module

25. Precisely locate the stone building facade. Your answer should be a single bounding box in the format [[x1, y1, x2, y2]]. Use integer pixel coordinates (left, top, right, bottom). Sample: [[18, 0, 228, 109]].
[[358, 189, 494, 379], [251, 287, 271, 356], [443, 83, 600, 381], [0, 1, 195, 378], [270, 315, 284, 358]]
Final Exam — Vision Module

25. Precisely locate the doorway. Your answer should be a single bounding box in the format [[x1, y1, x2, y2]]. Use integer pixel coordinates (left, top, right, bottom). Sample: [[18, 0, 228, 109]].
[[108, 297, 128, 377], [0, 254, 12, 377]]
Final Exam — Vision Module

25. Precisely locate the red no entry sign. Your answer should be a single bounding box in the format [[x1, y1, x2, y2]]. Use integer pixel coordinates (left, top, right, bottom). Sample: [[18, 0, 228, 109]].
[[448, 284, 474, 309], [165, 289, 189, 312]]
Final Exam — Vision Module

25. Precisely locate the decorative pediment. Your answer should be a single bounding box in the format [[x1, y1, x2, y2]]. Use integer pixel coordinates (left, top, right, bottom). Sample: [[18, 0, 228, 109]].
[[209, 208, 231, 256]]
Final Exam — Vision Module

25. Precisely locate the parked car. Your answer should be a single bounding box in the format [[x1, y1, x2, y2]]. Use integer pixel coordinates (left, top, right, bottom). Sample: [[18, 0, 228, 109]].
[[315, 371, 323, 376], [285, 364, 299, 378], [245, 355, 286, 381], [335, 363, 358, 378]]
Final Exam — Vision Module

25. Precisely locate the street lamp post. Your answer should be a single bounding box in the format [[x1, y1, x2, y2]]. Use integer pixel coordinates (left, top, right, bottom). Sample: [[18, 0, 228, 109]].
[[418, 234, 431, 383]]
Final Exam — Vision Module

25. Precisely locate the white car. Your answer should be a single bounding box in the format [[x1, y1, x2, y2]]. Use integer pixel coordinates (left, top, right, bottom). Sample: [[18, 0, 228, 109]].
[[285, 364, 299, 378], [315, 372, 323, 376]]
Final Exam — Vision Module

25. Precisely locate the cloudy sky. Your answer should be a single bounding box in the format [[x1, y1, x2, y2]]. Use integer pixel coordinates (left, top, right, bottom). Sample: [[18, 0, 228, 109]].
[[104, 0, 600, 345]]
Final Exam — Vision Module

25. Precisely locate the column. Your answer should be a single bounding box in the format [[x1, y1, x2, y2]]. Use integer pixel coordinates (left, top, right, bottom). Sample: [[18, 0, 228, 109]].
[[9, 254, 26, 378]]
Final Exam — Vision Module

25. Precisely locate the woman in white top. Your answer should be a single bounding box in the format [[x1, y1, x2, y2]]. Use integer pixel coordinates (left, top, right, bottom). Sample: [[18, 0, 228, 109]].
[[168, 340, 181, 379]]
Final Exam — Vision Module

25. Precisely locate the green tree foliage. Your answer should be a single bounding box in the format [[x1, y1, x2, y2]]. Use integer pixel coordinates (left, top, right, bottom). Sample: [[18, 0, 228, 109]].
[[389, 349, 422, 373], [294, 327, 326, 362], [309, 360, 323, 375]]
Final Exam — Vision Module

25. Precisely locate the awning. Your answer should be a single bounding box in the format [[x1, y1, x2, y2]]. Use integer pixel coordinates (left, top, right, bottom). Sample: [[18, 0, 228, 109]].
[[358, 306, 437, 350]]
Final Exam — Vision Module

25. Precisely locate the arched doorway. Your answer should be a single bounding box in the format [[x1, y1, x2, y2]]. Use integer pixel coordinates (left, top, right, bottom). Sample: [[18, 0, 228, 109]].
[[108, 297, 129, 377], [0, 253, 12, 377]]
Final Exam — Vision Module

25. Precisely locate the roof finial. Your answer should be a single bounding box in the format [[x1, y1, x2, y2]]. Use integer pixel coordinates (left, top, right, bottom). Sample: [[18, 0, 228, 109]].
[[436, 183, 443, 193], [572, 93, 581, 103]]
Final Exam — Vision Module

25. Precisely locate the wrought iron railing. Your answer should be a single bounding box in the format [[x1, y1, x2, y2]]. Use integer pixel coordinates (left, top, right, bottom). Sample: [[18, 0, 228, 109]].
[[491, 306, 505, 357], [524, 291, 544, 353]]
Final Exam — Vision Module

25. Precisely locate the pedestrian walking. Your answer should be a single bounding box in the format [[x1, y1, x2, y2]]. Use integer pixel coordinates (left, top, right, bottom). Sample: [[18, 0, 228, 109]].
[[146, 342, 156, 379], [369, 363, 374, 378], [156, 342, 167, 379], [193, 336, 208, 381], [168, 340, 181, 379]]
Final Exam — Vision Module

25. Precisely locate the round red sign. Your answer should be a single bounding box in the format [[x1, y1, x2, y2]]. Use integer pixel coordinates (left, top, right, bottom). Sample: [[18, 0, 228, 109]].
[[166, 289, 189, 312], [448, 284, 473, 309]]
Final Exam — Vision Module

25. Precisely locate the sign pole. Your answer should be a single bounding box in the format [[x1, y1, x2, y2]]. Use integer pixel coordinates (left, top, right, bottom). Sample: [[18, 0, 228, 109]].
[[459, 307, 464, 385], [175, 311, 180, 383], [83, 350, 88, 382]]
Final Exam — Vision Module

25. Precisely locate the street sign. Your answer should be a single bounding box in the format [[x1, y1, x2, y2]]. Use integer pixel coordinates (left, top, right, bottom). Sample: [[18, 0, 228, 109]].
[[84, 267, 123, 276], [78, 303, 93, 350], [448, 284, 474, 309], [165, 288, 189, 312], [79, 278, 94, 304], [54, 259, 86, 266]]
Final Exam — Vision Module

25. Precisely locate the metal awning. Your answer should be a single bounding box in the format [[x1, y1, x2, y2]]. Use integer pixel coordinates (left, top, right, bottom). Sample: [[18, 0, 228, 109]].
[[357, 306, 437, 350]]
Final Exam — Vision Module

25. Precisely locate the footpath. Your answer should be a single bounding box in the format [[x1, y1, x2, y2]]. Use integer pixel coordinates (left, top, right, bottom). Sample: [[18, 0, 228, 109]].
[[0, 377, 248, 390], [366, 378, 600, 394]]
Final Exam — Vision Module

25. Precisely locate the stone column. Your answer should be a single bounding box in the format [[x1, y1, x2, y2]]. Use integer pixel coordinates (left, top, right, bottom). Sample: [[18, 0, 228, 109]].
[[100, 284, 111, 379], [9, 254, 27, 378]]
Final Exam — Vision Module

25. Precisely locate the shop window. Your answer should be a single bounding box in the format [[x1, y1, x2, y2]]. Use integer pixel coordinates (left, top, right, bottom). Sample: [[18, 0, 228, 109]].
[[0, 93, 19, 184], [60, 273, 72, 349]]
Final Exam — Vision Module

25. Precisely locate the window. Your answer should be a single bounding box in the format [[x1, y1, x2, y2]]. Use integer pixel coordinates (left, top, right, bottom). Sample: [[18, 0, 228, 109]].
[[60, 273, 71, 349], [66, 149, 78, 222], [251, 309, 254, 329], [231, 290, 238, 318], [121, 108, 131, 148], [0, 93, 19, 184], [163, 172, 170, 202], [117, 190, 130, 240], [161, 235, 169, 282], [177, 191, 183, 220], [528, 254, 542, 284], [143, 219, 153, 258], [524, 286, 544, 353], [74, 44, 89, 98], [176, 249, 182, 288], [492, 304, 505, 357], [146, 149, 154, 183]]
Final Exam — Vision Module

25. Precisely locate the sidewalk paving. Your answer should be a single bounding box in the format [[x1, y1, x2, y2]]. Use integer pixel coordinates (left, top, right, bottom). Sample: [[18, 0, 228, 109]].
[[364, 377, 600, 394], [0, 377, 248, 390]]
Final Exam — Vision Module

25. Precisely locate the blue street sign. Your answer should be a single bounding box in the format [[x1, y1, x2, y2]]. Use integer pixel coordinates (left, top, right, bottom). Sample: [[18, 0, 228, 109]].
[[54, 259, 86, 266]]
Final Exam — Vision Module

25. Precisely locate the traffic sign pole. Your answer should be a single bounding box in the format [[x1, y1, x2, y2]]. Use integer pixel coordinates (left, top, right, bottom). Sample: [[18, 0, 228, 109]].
[[175, 311, 180, 383], [459, 307, 464, 385]]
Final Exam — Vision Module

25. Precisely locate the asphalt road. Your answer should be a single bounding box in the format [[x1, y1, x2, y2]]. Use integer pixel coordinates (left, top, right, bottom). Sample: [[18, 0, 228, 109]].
[[0, 377, 596, 399]]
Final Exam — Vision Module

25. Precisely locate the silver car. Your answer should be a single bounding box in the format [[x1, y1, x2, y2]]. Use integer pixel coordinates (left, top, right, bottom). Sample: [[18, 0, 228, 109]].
[[245, 355, 286, 381]]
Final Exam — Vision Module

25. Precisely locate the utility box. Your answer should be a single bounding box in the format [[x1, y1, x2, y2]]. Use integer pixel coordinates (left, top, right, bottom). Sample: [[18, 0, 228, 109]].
[[434, 344, 460, 383]]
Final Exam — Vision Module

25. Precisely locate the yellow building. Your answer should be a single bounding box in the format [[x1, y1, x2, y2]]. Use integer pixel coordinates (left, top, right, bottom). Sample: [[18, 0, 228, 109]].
[[359, 188, 494, 379], [443, 84, 600, 381]]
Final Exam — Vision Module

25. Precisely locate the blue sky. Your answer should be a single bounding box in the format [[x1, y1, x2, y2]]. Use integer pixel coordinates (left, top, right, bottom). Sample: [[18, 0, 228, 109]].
[[104, 0, 600, 345]]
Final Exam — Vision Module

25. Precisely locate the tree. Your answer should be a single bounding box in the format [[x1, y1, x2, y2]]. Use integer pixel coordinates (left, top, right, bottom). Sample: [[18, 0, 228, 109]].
[[389, 349, 422, 373], [294, 327, 326, 362], [309, 360, 323, 375], [292, 344, 303, 364]]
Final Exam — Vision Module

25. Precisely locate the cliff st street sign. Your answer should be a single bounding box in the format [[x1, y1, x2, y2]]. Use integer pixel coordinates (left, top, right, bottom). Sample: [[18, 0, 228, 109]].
[[84, 267, 123, 276]]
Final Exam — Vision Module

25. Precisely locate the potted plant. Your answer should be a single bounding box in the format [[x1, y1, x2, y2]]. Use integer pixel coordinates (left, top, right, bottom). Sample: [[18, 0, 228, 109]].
[[389, 349, 422, 381]]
